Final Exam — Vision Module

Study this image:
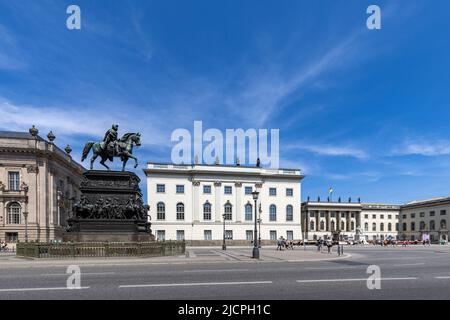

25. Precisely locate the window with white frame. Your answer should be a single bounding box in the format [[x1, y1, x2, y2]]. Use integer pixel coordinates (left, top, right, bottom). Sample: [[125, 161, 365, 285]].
[[245, 203, 252, 221], [224, 203, 232, 220], [286, 188, 293, 197], [246, 230, 253, 241], [157, 202, 165, 220], [7, 202, 21, 224], [225, 230, 233, 240], [286, 205, 293, 221], [269, 188, 276, 196], [224, 186, 232, 195], [157, 230, 165, 241], [203, 185, 211, 194], [204, 230, 212, 240], [270, 230, 277, 240], [176, 185, 184, 194], [286, 231, 293, 240], [176, 203, 185, 220], [8, 172, 20, 191], [176, 230, 185, 241], [156, 184, 165, 193], [245, 187, 252, 195], [269, 204, 277, 221], [203, 202, 212, 220]]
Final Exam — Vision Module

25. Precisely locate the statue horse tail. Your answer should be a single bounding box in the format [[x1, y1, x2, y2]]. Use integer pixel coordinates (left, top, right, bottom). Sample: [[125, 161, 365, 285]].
[[81, 141, 95, 162]]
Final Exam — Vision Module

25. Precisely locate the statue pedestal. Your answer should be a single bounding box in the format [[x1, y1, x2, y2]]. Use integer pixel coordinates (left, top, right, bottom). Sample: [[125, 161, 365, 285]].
[[64, 170, 154, 242]]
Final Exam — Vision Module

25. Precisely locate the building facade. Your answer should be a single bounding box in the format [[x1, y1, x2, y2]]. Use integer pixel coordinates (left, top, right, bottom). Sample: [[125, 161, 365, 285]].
[[301, 200, 400, 242], [145, 163, 303, 244], [0, 128, 85, 243], [399, 197, 450, 243]]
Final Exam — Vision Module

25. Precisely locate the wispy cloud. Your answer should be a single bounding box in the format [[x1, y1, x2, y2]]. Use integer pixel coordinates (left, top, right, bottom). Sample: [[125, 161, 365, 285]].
[[285, 142, 368, 160], [392, 139, 450, 156]]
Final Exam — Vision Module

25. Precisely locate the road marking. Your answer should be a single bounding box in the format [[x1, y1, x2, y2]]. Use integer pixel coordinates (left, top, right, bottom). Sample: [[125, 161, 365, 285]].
[[0, 286, 89, 292], [119, 281, 272, 288], [41, 272, 115, 276], [393, 263, 425, 267], [183, 269, 249, 273], [434, 276, 450, 279], [296, 277, 417, 283]]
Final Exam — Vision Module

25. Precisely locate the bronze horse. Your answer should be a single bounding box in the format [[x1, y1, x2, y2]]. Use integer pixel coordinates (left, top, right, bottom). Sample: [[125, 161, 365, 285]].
[[81, 132, 141, 171]]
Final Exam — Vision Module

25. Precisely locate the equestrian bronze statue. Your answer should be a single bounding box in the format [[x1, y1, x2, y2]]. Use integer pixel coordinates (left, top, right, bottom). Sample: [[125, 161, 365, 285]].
[[81, 124, 141, 171]]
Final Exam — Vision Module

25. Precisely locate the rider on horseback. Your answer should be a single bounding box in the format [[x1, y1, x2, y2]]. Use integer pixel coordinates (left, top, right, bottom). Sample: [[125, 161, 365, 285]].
[[103, 124, 120, 156]]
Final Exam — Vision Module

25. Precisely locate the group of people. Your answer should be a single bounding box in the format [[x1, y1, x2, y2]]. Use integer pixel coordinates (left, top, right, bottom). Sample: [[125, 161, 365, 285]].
[[0, 240, 9, 252], [276, 237, 294, 250], [316, 238, 345, 255]]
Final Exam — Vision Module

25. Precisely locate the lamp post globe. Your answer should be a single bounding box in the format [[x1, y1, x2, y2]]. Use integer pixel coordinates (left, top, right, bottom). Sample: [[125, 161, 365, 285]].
[[251, 191, 260, 259]]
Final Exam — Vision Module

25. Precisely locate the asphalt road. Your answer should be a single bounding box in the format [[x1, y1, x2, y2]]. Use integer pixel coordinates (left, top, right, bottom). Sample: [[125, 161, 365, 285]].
[[1, 246, 450, 300]]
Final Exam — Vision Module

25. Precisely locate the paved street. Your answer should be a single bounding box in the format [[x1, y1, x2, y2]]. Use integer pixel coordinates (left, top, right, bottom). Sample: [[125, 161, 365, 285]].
[[1, 245, 450, 299]]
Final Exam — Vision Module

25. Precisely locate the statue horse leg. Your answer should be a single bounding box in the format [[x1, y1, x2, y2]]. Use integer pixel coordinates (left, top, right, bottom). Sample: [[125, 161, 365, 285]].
[[90, 154, 98, 170], [100, 156, 110, 170]]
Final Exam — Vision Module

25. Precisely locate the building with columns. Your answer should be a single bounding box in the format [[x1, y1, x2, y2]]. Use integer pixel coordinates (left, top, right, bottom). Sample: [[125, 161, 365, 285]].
[[301, 200, 400, 242], [399, 197, 450, 243], [145, 163, 303, 244], [0, 128, 85, 243]]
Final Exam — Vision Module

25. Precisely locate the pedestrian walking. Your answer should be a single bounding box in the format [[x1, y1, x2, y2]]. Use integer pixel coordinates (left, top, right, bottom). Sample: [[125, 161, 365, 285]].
[[326, 239, 332, 254]]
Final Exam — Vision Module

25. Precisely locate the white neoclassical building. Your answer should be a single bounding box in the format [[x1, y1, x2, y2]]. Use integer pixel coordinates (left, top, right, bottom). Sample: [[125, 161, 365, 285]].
[[399, 197, 450, 243], [301, 200, 400, 242], [0, 128, 84, 243], [145, 163, 303, 244]]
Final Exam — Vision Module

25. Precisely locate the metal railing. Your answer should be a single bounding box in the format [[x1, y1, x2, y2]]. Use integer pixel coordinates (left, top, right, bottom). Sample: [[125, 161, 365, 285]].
[[16, 241, 185, 259]]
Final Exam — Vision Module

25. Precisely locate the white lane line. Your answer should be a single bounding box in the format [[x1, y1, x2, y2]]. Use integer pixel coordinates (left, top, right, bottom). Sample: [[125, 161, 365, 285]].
[[393, 263, 425, 267], [0, 287, 90, 292], [434, 276, 450, 279], [40, 272, 115, 276], [119, 281, 272, 288], [183, 269, 249, 273], [296, 277, 418, 283], [303, 266, 360, 270]]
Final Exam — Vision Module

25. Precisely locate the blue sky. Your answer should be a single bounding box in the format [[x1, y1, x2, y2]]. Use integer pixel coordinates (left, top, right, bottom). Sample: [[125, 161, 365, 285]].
[[1, 0, 450, 204]]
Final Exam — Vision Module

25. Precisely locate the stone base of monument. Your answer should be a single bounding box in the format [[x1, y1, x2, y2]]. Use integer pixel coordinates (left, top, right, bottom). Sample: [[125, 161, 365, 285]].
[[64, 170, 154, 243]]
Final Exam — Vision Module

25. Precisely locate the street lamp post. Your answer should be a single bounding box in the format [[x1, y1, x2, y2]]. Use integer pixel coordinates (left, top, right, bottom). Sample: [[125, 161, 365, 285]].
[[252, 191, 260, 259], [222, 213, 226, 250], [23, 211, 29, 242]]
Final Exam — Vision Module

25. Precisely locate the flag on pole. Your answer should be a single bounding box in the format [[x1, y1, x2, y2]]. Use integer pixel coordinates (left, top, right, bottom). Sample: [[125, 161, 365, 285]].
[[328, 187, 333, 195]]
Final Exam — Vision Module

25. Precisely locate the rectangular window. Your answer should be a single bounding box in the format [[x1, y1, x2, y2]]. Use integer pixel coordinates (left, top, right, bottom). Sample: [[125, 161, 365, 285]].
[[176, 185, 184, 194], [157, 230, 165, 241], [204, 230, 212, 240], [309, 212, 315, 218], [176, 230, 185, 241], [203, 185, 211, 194], [245, 187, 252, 195], [225, 230, 233, 240], [286, 188, 293, 197], [402, 214, 407, 219], [320, 212, 325, 218], [224, 186, 232, 195], [203, 204, 212, 220], [411, 213, 416, 218], [156, 184, 165, 193], [388, 215, 392, 219], [441, 210, 446, 216], [372, 215, 376, 219], [269, 188, 277, 196], [5, 232, 18, 243], [430, 211, 435, 217], [270, 230, 277, 240], [364, 214, 368, 219], [351, 213, 355, 218], [380, 215, 384, 219], [330, 212, 336, 218], [420, 212, 425, 218], [286, 231, 294, 241], [8, 172, 20, 191], [246, 230, 253, 241]]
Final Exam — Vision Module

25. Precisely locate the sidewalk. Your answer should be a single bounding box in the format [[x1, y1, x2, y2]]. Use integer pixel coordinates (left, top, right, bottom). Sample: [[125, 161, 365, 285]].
[[0, 246, 349, 268]]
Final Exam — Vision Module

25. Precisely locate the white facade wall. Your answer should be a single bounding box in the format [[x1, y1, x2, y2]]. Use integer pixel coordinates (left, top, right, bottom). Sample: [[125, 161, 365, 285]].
[[399, 198, 450, 242], [361, 205, 400, 241], [145, 164, 303, 242]]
